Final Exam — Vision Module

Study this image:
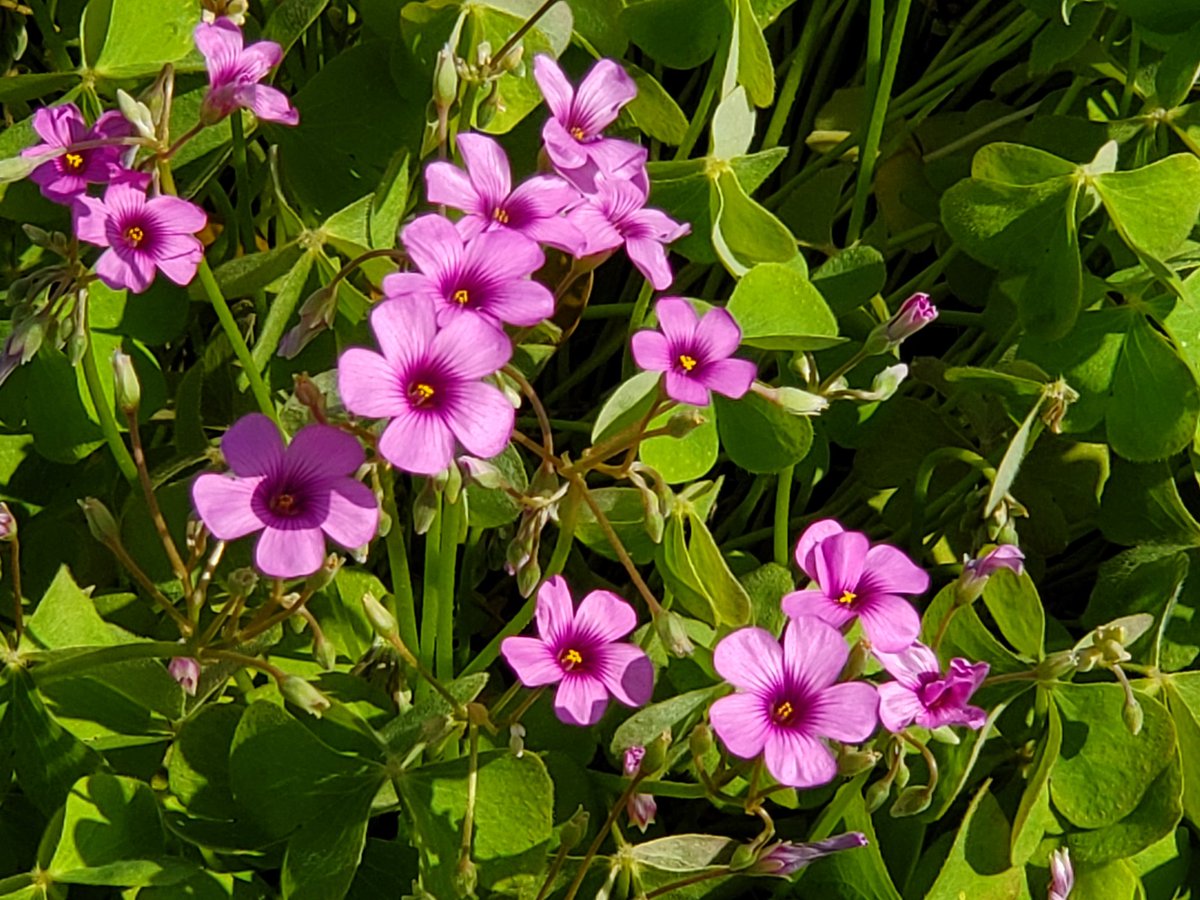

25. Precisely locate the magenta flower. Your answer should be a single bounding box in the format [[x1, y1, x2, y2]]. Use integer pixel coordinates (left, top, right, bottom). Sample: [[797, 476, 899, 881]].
[[169, 657, 201, 696], [500, 575, 654, 726], [337, 296, 515, 475], [425, 132, 585, 254], [73, 182, 207, 293], [782, 519, 929, 653], [631, 297, 756, 406], [874, 642, 989, 732], [191, 414, 379, 578], [623, 746, 657, 832], [957, 543, 1025, 604], [750, 833, 868, 877], [195, 19, 298, 126], [533, 55, 645, 192], [709, 618, 878, 788], [868, 292, 938, 353], [384, 215, 554, 329], [568, 177, 689, 289], [21, 105, 131, 204], [1048, 848, 1073, 900]]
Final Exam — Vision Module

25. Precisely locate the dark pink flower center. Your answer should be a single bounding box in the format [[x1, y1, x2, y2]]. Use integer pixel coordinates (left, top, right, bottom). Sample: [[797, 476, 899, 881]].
[[270, 492, 299, 516], [408, 380, 437, 406], [769, 691, 807, 728], [125, 224, 147, 248]]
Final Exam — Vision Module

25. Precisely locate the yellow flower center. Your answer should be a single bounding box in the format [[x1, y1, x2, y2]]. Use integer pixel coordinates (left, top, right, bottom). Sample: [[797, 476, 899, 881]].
[[678, 354, 698, 372], [772, 700, 796, 725], [493, 208, 510, 224], [560, 648, 584, 669], [838, 590, 857, 605], [569, 125, 586, 140], [453, 288, 470, 305], [63, 152, 84, 171], [125, 225, 146, 247], [410, 382, 435, 405]]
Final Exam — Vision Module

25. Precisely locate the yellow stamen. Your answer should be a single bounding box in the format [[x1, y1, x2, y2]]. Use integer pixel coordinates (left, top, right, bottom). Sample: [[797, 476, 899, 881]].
[[561, 648, 583, 669], [493, 208, 510, 224], [411, 383, 435, 404], [838, 590, 857, 605], [63, 152, 84, 171], [773, 700, 795, 724], [452, 288, 470, 305], [678, 354, 698, 372], [125, 225, 145, 247], [569, 125, 586, 140]]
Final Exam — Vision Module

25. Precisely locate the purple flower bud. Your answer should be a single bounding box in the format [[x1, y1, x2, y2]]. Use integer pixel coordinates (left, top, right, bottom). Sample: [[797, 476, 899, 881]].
[[750, 833, 868, 877], [957, 544, 1025, 606], [169, 657, 200, 696], [622, 745, 657, 832], [885, 293, 937, 343], [0, 502, 15, 542], [1048, 847, 1073, 900], [623, 745, 645, 776]]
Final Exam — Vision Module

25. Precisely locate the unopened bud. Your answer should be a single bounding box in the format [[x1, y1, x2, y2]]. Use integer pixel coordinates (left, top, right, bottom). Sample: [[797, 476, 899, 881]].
[[753, 383, 829, 415], [228, 566, 259, 598], [516, 559, 542, 599], [640, 729, 671, 777], [0, 502, 15, 542], [559, 807, 589, 851], [837, 747, 880, 777], [1123, 695, 1144, 735], [865, 292, 938, 354], [458, 455, 505, 490], [434, 46, 460, 110], [842, 639, 870, 681], [729, 843, 759, 872], [280, 675, 332, 717], [169, 656, 200, 696], [509, 723, 526, 757], [864, 779, 891, 813], [892, 755, 911, 790], [689, 722, 713, 759], [66, 322, 88, 367], [496, 44, 524, 73], [21, 224, 55, 249], [665, 408, 704, 437], [655, 609, 694, 657], [889, 785, 932, 817], [454, 858, 477, 896], [314, 635, 338, 671], [304, 554, 342, 593], [117, 89, 156, 139], [413, 479, 439, 535], [78, 497, 120, 545], [111, 347, 141, 414], [362, 591, 399, 640], [292, 374, 327, 420]]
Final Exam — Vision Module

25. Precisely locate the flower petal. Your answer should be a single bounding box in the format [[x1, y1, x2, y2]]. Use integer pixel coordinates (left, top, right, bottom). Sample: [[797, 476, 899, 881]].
[[781, 616, 851, 693], [859, 543, 931, 597], [254, 526, 326, 578], [464, 228, 545, 283], [780, 588, 856, 630], [573, 59, 637, 134], [149, 195, 208, 234], [287, 423, 365, 479], [337, 348, 407, 419], [501, 636, 563, 687], [709, 692, 771, 759], [535, 575, 575, 645], [694, 307, 742, 359], [152, 234, 204, 286], [596, 642, 654, 708], [808, 681, 879, 742], [856, 593, 921, 653], [320, 478, 379, 550], [221, 413, 285, 476], [533, 54, 575, 121], [96, 248, 155, 293], [631, 330, 672, 373], [191, 473, 265, 539], [425, 161, 481, 214], [794, 519, 846, 580], [574, 589, 638, 642], [402, 214, 463, 276], [458, 132, 512, 207], [653, 297, 698, 345], [443, 381, 515, 460], [428, 314, 513, 380], [763, 729, 838, 789], [73, 196, 112, 247], [484, 281, 555, 327], [370, 295, 439, 367], [699, 358, 756, 399], [626, 237, 673, 290], [554, 675, 610, 726], [378, 410, 455, 475], [874, 642, 940, 688], [541, 118, 590, 171], [234, 84, 299, 125], [877, 682, 924, 732], [713, 627, 783, 693], [664, 370, 710, 407], [812, 530, 870, 597]]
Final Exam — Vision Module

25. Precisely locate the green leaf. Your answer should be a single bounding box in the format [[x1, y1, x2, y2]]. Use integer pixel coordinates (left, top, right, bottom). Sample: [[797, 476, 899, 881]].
[[89, 0, 200, 78], [249, 251, 316, 377], [685, 513, 751, 626], [0, 73, 78, 105], [1052, 682, 1176, 829], [1010, 699, 1061, 866], [657, 514, 716, 624], [592, 371, 659, 444], [726, 263, 839, 351], [1094, 155, 1200, 261], [638, 402, 719, 484], [712, 168, 797, 276], [981, 568, 1045, 660], [1016, 204, 1082, 339], [731, 0, 774, 106], [52, 859, 199, 888], [281, 783, 374, 900], [619, 0, 724, 68], [576, 487, 657, 565], [626, 64, 689, 145], [710, 86, 755, 160], [1083, 547, 1190, 668], [263, 0, 331, 55], [369, 151, 411, 250], [984, 396, 1041, 519], [740, 561, 792, 632], [926, 784, 1025, 899], [47, 774, 164, 876], [1107, 314, 1200, 461], [397, 751, 553, 895], [920, 585, 1027, 676], [465, 442, 529, 529], [1164, 673, 1200, 827], [810, 244, 887, 315], [610, 687, 720, 756], [714, 391, 813, 474], [1099, 459, 1200, 546], [970, 142, 1077, 184], [800, 789, 901, 899]]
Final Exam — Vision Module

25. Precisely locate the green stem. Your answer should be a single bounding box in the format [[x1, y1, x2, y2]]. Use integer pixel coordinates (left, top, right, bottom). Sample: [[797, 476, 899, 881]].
[[909, 447, 994, 555], [419, 490, 443, 697], [773, 466, 794, 566], [846, 0, 914, 244], [762, 0, 830, 150], [228, 113, 256, 253], [382, 468, 420, 656], [195, 258, 278, 423], [437, 496, 462, 682], [28, 0, 72, 70], [82, 331, 138, 484], [673, 50, 722, 161]]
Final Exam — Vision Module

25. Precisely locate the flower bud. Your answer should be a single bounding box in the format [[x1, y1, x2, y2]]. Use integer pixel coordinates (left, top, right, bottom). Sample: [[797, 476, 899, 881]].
[[117, 89, 157, 139], [0, 502, 16, 542], [689, 722, 713, 759], [292, 374, 327, 420], [21, 224, 55, 249], [753, 382, 829, 415], [304, 554, 342, 593], [433, 45, 460, 111], [640, 730, 671, 777], [654, 609, 694, 658], [362, 591, 399, 640], [227, 566, 259, 598], [1048, 847, 1073, 900], [666, 407, 704, 437], [458, 455, 506, 490], [864, 778, 891, 813], [889, 785, 932, 817], [413, 479, 439, 535], [867, 363, 908, 401], [729, 842, 759, 872], [169, 656, 200, 696], [78, 497, 120, 546], [836, 747, 880, 777], [626, 791, 657, 833], [454, 858, 477, 897], [279, 285, 338, 359], [314, 634, 338, 671], [955, 543, 1025, 606], [509, 722, 526, 758], [516, 557, 542, 599], [280, 675, 332, 717], [866, 292, 938, 354], [841, 639, 870, 681], [111, 347, 141, 414], [1123, 694, 1144, 736], [559, 807, 589, 851], [748, 834, 868, 877]]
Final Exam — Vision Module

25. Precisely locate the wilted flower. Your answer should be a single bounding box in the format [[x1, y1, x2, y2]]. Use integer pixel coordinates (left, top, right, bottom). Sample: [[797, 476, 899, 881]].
[[169, 657, 201, 696], [21, 105, 131, 204], [622, 745, 657, 832], [195, 19, 298, 126], [191, 414, 380, 578], [631, 297, 756, 406], [782, 519, 929, 653], [500, 576, 654, 726], [957, 544, 1025, 605], [73, 182, 207, 293], [337, 295, 515, 475], [425, 132, 585, 254], [709, 618, 878, 788], [874, 642, 989, 731], [749, 833, 868, 877], [384, 214, 554, 329], [1048, 848, 1073, 900], [532, 55, 645, 192], [568, 176, 689, 289]]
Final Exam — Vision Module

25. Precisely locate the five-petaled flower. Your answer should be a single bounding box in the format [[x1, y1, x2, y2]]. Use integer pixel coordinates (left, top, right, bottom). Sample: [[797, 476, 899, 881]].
[[73, 182, 208, 293], [782, 519, 929, 652], [22, 105, 131, 204], [709, 618, 878, 788], [425, 132, 585, 254], [874, 642, 989, 732], [191, 414, 379, 578], [500, 575, 654, 726], [631, 297, 756, 406], [533, 55, 645, 192], [568, 176, 689, 289], [195, 19, 299, 126], [385, 214, 555, 329], [337, 295, 515, 475]]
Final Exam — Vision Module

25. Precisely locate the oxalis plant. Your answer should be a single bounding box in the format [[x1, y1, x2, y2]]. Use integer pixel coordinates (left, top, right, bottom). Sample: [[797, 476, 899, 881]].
[[4, 0, 1200, 898]]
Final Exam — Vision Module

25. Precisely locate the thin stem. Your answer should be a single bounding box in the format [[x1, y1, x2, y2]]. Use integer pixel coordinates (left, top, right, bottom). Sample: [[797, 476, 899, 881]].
[[437, 496, 462, 682], [645, 869, 730, 898], [419, 491, 443, 699], [380, 629, 467, 718], [572, 476, 663, 617], [102, 539, 191, 634], [382, 468, 420, 654], [458, 723, 480, 877], [81, 331, 138, 484], [201, 647, 286, 682], [126, 410, 193, 597], [562, 775, 645, 900], [817, 347, 871, 392], [773, 466, 794, 567], [534, 840, 574, 900], [763, 0, 830, 150], [505, 365, 554, 457], [491, 0, 561, 69], [9, 538, 22, 645], [228, 113, 256, 253]]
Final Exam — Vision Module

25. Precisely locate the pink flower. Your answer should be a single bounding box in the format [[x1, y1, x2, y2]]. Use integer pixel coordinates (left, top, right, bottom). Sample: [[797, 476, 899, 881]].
[[425, 132, 586, 254], [867, 292, 938, 352], [874, 642, 988, 732], [500, 576, 654, 726], [73, 182, 207, 293], [533, 55, 645, 192], [568, 176, 689, 289], [21, 105, 131, 204], [750, 833, 868, 877], [384, 215, 554, 329], [169, 657, 201, 696], [191, 414, 379, 578], [631, 297, 756, 406], [623, 745, 657, 832], [195, 19, 298, 126], [957, 543, 1025, 604], [1048, 848, 1073, 900], [782, 519, 929, 653], [709, 618, 878, 788], [337, 296, 515, 475]]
